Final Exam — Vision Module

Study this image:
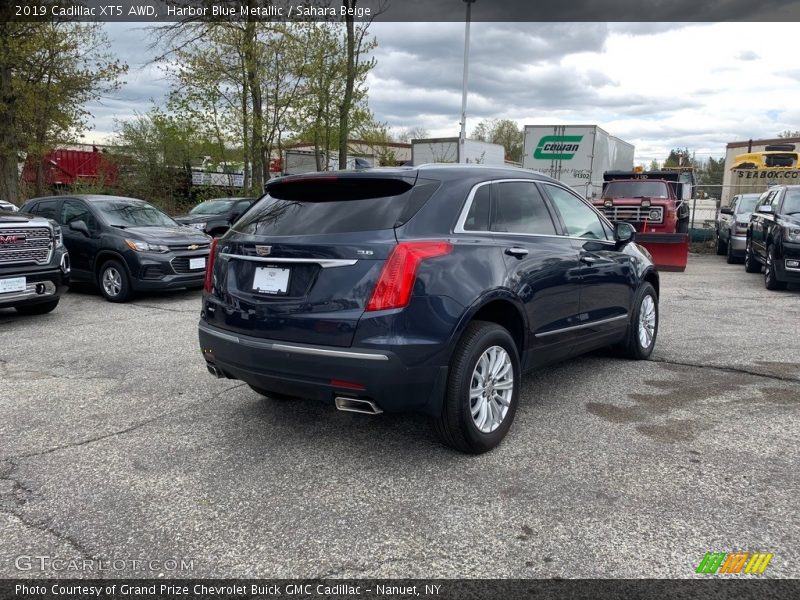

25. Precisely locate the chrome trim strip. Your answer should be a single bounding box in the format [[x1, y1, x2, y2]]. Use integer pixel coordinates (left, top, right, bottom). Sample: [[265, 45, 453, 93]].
[[535, 313, 629, 338], [198, 323, 241, 343], [271, 343, 389, 361], [219, 253, 358, 268], [453, 179, 615, 242], [198, 322, 389, 361]]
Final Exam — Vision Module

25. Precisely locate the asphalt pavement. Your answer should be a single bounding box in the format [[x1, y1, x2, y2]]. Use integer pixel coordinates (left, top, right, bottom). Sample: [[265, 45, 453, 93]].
[[1, 254, 798, 578]]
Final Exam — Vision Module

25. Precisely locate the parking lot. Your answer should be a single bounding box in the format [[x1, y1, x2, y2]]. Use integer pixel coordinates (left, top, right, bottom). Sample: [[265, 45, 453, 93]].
[[1, 254, 798, 579]]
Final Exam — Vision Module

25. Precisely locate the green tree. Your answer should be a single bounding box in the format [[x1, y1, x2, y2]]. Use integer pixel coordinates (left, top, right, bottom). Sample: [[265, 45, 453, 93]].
[[113, 109, 211, 213], [471, 119, 523, 162], [0, 16, 126, 202], [664, 147, 692, 168]]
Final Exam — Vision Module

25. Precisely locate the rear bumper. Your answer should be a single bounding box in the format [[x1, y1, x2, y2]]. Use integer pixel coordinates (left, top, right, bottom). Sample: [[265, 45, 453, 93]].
[[198, 320, 448, 416]]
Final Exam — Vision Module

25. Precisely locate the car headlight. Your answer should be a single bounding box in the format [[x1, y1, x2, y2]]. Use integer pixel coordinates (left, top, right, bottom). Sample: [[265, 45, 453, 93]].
[[125, 239, 169, 253], [649, 209, 661, 220], [53, 225, 63, 248], [192, 222, 207, 230], [785, 227, 800, 243]]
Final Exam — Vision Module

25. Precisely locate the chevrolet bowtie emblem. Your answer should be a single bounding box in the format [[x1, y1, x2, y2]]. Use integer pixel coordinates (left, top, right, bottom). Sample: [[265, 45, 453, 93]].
[[188, 244, 199, 250]]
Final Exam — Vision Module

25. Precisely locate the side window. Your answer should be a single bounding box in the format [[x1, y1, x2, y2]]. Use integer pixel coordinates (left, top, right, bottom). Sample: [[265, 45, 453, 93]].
[[770, 189, 783, 210], [61, 200, 97, 230], [234, 200, 252, 215], [33, 199, 58, 220], [491, 181, 557, 235], [730, 196, 739, 212], [544, 184, 609, 240], [463, 184, 491, 231], [759, 191, 775, 208]]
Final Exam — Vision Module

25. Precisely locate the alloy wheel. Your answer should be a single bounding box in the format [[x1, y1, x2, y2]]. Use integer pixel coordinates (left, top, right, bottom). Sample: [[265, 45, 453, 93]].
[[102, 267, 122, 298], [638, 295, 657, 349], [469, 345, 513, 433]]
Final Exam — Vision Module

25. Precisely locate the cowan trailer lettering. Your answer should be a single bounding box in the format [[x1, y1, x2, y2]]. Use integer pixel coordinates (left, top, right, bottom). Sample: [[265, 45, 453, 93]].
[[533, 135, 584, 160]]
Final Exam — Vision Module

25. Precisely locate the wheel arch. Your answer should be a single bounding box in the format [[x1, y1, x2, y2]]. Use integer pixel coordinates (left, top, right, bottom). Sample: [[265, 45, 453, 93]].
[[94, 250, 132, 278], [449, 291, 528, 362]]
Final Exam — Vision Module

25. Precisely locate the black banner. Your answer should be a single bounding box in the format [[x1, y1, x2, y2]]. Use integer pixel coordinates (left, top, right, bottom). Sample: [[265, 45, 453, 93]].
[[5, 0, 800, 23], [2, 579, 797, 600]]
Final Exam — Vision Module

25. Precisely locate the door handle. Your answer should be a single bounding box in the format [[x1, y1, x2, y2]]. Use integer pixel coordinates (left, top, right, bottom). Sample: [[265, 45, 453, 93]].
[[505, 247, 529, 258], [580, 255, 597, 265]]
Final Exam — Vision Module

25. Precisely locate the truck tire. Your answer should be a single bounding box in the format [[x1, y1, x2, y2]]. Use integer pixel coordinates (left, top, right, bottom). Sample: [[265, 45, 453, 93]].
[[715, 230, 727, 255], [726, 235, 738, 264], [744, 239, 761, 273], [15, 299, 59, 315], [434, 321, 520, 454], [764, 245, 787, 291]]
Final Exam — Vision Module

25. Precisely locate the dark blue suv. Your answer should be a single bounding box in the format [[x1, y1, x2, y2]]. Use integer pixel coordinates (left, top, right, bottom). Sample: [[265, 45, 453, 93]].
[[199, 166, 659, 453]]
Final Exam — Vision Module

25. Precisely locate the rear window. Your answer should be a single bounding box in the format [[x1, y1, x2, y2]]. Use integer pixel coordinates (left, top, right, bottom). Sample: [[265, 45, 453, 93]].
[[237, 178, 437, 235]]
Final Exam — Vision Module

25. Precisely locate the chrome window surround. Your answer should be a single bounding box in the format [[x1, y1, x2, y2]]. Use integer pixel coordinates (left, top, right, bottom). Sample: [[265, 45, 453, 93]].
[[453, 179, 615, 244]]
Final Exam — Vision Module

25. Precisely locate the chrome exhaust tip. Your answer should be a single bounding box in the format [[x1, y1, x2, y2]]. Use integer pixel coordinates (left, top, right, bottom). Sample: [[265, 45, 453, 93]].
[[206, 364, 224, 379], [334, 396, 383, 415]]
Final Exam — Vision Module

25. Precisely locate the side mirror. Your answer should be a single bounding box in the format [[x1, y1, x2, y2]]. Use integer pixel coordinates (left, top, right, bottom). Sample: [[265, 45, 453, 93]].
[[68, 220, 91, 237], [614, 222, 636, 244], [720, 206, 734, 215], [757, 205, 774, 214]]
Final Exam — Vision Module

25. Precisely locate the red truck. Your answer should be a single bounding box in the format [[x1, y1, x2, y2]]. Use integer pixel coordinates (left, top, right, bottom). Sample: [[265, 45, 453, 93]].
[[593, 168, 693, 271]]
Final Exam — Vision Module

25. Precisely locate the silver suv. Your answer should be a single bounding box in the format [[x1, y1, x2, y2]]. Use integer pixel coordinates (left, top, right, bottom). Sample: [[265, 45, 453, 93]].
[[716, 193, 761, 263]]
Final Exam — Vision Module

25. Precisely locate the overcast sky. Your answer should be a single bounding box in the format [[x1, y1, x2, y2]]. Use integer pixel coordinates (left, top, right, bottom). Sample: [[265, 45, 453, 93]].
[[86, 22, 800, 163]]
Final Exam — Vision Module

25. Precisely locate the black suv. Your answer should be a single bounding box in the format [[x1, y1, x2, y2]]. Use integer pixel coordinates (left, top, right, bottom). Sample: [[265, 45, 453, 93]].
[[21, 195, 211, 302], [745, 185, 800, 290], [175, 197, 258, 237], [199, 166, 659, 453], [0, 210, 69, 314]]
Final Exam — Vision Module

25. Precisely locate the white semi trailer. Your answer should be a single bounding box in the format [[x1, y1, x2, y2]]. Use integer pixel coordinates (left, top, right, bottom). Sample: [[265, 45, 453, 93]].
[[411, 138, 505, 166], [522, 125, 634, 198]]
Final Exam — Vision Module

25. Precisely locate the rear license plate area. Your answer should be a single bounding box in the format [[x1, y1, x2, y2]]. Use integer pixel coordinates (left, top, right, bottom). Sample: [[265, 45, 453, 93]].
[[253, 266, 291, 295]]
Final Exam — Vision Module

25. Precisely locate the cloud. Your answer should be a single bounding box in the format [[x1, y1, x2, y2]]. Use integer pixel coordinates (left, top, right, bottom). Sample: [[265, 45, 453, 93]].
[[737, 50, 759, 61]]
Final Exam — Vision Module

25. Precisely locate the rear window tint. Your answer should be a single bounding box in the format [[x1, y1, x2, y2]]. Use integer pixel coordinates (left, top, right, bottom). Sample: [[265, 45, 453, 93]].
[[238, 177, 436, 235]]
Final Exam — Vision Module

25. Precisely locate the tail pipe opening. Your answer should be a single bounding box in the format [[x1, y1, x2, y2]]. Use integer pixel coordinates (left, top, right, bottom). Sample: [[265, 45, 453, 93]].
[[334, 397, 384, 415]]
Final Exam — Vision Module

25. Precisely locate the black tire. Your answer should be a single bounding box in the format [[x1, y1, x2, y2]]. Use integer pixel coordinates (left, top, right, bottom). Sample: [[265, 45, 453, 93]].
[[744, 238, 761, 273], [434, 321, 520, 454], [764, 245, 787, 291], [725, 235, 738, 264], [715, 230, 727, 255], [15, 299, 59, 315], [98, 260, 132, 302], [677, 218, 689, 234], [248, 385, 297, 401], [615, 282, 658, 360]]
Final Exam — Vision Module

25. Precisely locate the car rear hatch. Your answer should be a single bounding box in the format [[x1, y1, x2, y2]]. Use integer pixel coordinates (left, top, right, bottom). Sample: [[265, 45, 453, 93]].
[[206, 171, 437, 347]]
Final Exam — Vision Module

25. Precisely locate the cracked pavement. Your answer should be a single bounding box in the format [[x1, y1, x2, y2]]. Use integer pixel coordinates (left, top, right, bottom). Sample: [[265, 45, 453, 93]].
[[0, 255, 798, 578]]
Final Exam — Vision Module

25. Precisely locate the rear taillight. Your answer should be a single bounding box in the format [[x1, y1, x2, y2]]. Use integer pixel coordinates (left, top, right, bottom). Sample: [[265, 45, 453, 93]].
[[204, 238, 218, 293], [366, 241, 452, 312]]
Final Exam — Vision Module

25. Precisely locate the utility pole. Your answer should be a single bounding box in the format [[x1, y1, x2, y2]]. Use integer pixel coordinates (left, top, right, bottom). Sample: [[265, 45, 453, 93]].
[[459, 0, 476, 164]]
